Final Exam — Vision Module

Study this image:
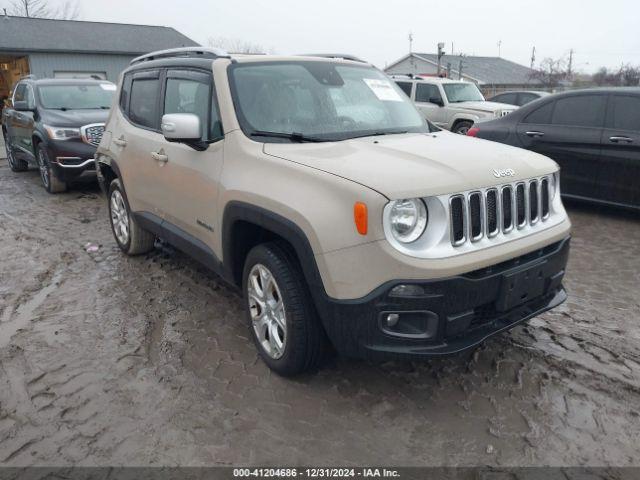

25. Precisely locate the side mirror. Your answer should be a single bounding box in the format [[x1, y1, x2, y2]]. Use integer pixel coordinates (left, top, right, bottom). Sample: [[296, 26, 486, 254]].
[[429, 97, 444, 107], [161, 113, 202, 142], [14, 100, 34, 112]]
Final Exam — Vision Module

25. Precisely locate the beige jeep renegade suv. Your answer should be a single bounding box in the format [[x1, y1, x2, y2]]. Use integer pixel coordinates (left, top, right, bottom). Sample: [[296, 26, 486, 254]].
[[96, 48, 571, 376]]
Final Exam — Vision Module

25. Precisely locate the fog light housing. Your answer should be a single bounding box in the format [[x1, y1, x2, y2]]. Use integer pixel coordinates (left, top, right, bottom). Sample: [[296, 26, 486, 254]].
[[389, 284, 425, 297], [379, 311, 439, 339]]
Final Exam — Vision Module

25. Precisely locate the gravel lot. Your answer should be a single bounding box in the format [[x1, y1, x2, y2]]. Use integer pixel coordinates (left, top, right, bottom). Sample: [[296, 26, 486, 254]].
[[1, 138, 640, 467]]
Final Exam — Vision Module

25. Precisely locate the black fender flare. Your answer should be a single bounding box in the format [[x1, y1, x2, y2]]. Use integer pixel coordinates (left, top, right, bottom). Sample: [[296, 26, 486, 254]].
[[222, 201, 328, 302]]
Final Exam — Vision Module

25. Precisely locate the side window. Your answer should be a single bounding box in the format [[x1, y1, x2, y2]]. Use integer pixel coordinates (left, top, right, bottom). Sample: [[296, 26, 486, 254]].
[[13, 83, 26, 103], [415, 84, 442, 103], [606, 95, 640, 132], [163, 70, 223, 141], [25, 85, 36, 109], [395, 81, 413, 98], [495, 93, 517, 105], [518, 93, 537, 106], [119, 73, 132, 113], [523, 101, 555, 124], [551, 95, 606, 128], [129, 72, 160, 129]]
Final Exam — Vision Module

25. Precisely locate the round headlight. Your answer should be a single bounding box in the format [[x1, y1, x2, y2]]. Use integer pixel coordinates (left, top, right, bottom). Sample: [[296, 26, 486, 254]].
[[389, 199, 428, 243]]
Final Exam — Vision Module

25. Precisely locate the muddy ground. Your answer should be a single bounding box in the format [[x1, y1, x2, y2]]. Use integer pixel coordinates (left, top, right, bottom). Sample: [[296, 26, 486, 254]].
[[0, 143, 639, 467]]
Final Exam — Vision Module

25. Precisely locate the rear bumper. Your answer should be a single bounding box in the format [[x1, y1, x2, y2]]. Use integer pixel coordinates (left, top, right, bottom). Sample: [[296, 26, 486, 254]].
[[315, 237, 570, 361]]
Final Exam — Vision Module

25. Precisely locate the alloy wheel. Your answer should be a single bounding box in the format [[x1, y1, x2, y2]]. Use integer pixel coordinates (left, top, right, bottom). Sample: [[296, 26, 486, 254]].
[[110, 189, 130, 246], [247, 264, 287, 359], [37, 149, 50, 188]]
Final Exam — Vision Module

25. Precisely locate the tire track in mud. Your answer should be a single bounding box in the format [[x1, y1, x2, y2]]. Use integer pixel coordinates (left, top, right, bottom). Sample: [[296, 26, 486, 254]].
[[1, 158, 640, 466]]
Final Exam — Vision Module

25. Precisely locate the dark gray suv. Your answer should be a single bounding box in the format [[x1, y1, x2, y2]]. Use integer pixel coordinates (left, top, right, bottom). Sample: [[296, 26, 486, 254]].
[[1, 77, 115, 193]]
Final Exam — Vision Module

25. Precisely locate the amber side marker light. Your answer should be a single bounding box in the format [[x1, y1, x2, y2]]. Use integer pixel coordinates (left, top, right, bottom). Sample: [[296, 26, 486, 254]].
[[354, 202, 368, 235]]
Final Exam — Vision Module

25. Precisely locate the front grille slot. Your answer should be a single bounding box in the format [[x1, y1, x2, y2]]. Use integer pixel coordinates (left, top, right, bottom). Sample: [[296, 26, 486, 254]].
[[82, 124, 105, 147], [448, 176, 554, 247], [529, 180, 539, 223], [469, 192, 483, 241], [541, 178, 550, 219], [450, 196, 465, 245], [486, 189, 498, 237], [516, 183, 526, 228], [502, 186, 513, 232]]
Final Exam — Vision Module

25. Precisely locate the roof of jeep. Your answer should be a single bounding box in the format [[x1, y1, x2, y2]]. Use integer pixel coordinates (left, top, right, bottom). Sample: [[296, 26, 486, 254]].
[[392, 76, 469, 84]]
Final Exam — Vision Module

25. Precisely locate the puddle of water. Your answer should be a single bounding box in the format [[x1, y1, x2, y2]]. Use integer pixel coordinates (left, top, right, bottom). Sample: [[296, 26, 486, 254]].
[[0, 270, 63, 349]]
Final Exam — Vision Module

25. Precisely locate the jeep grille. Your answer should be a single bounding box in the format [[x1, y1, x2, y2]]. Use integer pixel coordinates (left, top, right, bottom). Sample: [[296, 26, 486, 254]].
[[81, 124, 105, 147], [449, 176, 554, 247]]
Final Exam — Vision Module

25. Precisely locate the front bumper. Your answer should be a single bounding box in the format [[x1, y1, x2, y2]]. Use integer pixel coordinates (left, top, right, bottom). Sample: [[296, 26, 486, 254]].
[[46, 139, 97, 182], [316, 237, 570, 361]]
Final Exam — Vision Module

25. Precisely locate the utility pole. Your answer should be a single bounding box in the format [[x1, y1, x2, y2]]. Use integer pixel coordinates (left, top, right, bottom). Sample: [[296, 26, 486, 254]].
[[497, 40, 502, 57], [530, 46, 536, 69], [437, 42, 445, 76], [408, 32, 414, 53], [568, 49, 574, 78]]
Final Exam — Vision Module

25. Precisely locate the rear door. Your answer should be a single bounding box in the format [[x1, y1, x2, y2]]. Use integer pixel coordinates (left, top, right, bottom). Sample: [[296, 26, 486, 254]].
[[516, 94, 606, 200], [115, 69, 166, 217], [599, 93, 640, 207], [7, 83, 34, 157]]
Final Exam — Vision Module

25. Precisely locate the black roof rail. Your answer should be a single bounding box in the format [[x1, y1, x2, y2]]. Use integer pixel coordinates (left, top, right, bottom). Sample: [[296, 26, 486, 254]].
[[130, 47, 230, 65], [299, 53, 368, 63], [19, 74, 37, 81]]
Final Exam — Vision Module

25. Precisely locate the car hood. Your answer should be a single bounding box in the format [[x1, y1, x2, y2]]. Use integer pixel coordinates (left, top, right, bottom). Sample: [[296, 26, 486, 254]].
[[264, 131, 558, 199], [453, 100, 516, 113], [41, 108, 109, 127]]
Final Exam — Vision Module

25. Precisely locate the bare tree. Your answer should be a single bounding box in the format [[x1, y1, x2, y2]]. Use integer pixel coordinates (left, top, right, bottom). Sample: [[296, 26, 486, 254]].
[[528, 57, 568, 88], [207, 36, 273, 55], [592, 65, 640, 87], [8, 0, 80, 19]]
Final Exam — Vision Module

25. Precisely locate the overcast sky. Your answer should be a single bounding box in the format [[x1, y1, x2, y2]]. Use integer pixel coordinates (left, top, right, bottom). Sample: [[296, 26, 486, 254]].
[[44, 0, 640, 72]]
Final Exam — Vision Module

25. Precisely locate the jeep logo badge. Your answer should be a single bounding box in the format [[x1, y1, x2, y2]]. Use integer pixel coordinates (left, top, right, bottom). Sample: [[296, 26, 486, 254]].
[[493, 168, 515, 178]]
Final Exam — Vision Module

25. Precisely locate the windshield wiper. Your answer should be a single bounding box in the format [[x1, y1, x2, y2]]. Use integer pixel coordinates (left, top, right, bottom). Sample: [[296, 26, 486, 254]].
[[346, 130, 409, 140], [250, 130, 330, 143]]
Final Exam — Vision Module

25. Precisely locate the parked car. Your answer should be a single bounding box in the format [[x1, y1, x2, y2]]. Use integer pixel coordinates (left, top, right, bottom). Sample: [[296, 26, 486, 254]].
[[1, 77, 115, 193], [392, 76, 517, 134], [488, 91, 550, 107], [96, 48, 571, 376], [468, 88, 640, 210]]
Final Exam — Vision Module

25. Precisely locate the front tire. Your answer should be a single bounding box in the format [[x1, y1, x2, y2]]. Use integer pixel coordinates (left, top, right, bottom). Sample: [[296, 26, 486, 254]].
[[108, 179, 155, 255], [3, 133, 28, 172], [36, 144, 67, 193], [453, 120, 473, 135], [243, 242, 327, 376]]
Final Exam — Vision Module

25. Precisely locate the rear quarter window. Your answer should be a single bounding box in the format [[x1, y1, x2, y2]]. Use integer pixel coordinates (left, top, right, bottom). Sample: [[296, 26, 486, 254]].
[[522, 101, 555, 124]]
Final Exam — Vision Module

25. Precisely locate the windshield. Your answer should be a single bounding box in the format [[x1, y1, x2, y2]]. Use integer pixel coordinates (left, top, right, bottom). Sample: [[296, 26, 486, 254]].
[[228, 61, 433, 142], [38, 84, 115, 110], [442, 83, 485, 103]]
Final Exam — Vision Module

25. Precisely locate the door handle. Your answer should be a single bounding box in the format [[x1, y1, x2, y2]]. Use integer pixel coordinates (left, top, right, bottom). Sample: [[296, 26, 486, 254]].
[[525, 131, 545, 138], [151, 150, 168, 163], [113, 136, 127, 147], [609, 136, 633, 143]]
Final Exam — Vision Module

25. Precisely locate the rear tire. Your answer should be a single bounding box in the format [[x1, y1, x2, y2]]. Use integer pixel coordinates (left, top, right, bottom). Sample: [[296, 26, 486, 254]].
[[37, 144, 67, 193], [3, 132, 28, 172], [243, 242, 328, 376], [108, 178, 155, 255], [453, 120, 473, 135]]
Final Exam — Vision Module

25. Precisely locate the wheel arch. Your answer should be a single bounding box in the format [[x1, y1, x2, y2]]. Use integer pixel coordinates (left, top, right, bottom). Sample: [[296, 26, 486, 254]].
[[222, 201, 327, 301]]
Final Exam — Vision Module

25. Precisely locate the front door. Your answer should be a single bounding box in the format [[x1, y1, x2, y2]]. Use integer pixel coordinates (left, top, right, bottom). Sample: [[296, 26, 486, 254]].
[[598, 94, 640, 207], [414, 83, 446, 127], [155, 68, 224, 248], [516, 94, 606, 200]]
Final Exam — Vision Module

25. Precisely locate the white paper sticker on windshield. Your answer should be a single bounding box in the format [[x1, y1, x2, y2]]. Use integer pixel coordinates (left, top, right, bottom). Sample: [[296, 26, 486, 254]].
[[363, 78, 403, 102], [100, 83, 117, 91]]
